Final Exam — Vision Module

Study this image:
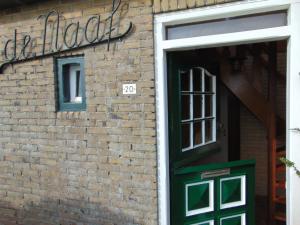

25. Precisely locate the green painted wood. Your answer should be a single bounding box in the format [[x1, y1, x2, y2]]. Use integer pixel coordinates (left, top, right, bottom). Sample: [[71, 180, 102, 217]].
[[167, 52, 220, 169], [175, 159, 255, 175], [56, 56, 86, 111], [171, 160, 255, 225], [168, 52, 255, 225], [221, 178, 242, 204], [187, 182, 210, 211]]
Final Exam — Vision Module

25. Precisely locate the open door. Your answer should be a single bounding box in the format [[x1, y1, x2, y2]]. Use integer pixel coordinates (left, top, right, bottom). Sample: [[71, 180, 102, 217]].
[[168, 52, 256, 225]]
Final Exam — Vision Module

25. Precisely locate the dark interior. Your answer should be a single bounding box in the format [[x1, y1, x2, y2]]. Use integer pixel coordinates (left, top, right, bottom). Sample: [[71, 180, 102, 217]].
[[173, 40, 287, 225]]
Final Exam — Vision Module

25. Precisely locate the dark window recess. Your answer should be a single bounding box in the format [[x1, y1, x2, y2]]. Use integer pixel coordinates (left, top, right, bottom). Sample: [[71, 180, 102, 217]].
[[56, 57, 86, 111], [76, 70, 80, 97], [62, 64, 70, 102]]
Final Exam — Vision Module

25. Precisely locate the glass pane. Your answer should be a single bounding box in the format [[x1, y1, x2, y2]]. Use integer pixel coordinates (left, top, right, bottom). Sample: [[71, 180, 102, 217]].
[[167, 11, 287, 40], [204, 75, 212, 92], [181, 95, 190, 120], [62, 63, 81, 103], [194, 122, 202, 146], [62, 65, 70, 102], [193, 69, 202, 92], [182, 123, 190, 149], [181, 71, 190, 91], [205, 95, 213, 117], [76, 70, 81, 97], [193, 95, 203, 119], [205, 120, 213, 142], [69, 64, 81, 103]]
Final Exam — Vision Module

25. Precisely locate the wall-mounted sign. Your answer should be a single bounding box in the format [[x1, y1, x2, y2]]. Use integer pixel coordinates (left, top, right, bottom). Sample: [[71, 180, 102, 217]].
[[123, 84, 137, 95], [0, 0, 133, 73]]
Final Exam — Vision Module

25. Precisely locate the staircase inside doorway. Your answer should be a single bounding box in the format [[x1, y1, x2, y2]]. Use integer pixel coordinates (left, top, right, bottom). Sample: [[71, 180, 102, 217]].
[[218, 41, 287, 225]]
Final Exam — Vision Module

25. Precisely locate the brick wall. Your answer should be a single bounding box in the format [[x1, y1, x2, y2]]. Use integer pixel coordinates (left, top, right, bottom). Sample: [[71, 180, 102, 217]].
[[0, 0, 157, 224], [153, 0, 242, 13], [0, 0, 287, 224]]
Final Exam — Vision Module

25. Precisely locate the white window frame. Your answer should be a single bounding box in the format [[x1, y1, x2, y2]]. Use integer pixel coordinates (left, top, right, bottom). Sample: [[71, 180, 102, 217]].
[[69, 64, 82, 103], [181, 67, 217, 152], [220, 213, 246, 225], [154, 1, 300, 225], [191, 220, 214, 225], [220, 175, 246, 209], [185, 180, 214, 217]]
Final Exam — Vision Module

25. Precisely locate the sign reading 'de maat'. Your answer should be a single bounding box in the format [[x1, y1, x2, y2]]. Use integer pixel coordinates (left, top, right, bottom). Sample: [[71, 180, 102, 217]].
[[0, 0, 133, 73]]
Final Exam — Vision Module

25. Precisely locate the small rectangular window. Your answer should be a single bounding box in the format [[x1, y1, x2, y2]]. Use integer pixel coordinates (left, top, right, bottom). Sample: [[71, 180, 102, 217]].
[[56, 56, 86, 111]]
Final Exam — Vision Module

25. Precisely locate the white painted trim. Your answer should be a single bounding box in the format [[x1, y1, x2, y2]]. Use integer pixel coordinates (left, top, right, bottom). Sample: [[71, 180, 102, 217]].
[[220, 213, 246, 225], [154, 1, 294, 225], [286, 3, 300, 225], [212, 75, 217, 142], [220, 175, 246, 210], [155, 18, 170, 225], [69, 64, 82, 103], [155, 0, 290, 26], [162, 26, 290, 51], [185, 180, 214, 217], [189, 69, 194, 149], [191, 220, 214, 225]]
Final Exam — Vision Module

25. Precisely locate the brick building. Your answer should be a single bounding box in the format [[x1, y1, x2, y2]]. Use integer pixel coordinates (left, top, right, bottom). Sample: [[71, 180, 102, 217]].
[[0, 0, 299, 225]]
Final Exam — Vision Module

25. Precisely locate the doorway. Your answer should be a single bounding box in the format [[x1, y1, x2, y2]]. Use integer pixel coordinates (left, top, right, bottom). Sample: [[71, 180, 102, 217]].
[[167, 41, 287, 225], [153, 2, 300, 225]]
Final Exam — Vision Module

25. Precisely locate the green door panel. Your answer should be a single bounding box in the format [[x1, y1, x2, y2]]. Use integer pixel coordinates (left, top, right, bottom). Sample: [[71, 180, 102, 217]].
[[171, 160, 255, 225], [220, 176, 245, 207], [175, 160, 254, 175], [221, 178, 242, 204], [187, 181, 211, 212]]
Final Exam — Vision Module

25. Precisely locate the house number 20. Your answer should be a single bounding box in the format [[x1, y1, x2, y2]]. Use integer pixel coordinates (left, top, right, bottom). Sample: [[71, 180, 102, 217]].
[[123, 84, 137, 95]]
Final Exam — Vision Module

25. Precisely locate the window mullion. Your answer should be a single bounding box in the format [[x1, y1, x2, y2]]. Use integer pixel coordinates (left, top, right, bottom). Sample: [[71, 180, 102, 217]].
[[212, 76, 217, 142], [201, 69, 205, 145], [190, 69, 194, 148]]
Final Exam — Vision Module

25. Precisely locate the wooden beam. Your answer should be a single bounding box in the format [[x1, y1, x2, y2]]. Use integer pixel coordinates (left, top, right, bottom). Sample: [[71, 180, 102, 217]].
[[220, 58, 272, 129], [246, 45, 285, 81]]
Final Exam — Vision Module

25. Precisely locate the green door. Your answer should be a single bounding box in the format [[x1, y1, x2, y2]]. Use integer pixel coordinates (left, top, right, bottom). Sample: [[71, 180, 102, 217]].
[[168, 52, 255, 225], [172, 160, 255, 225]]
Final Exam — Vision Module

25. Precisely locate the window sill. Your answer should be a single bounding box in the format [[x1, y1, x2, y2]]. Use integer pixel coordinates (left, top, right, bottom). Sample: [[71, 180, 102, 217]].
[[58, 102, 86, 112]]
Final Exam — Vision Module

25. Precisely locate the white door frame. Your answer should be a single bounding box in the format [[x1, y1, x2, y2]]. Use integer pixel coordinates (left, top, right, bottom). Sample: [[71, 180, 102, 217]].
[[154, 0, 300, 225]]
